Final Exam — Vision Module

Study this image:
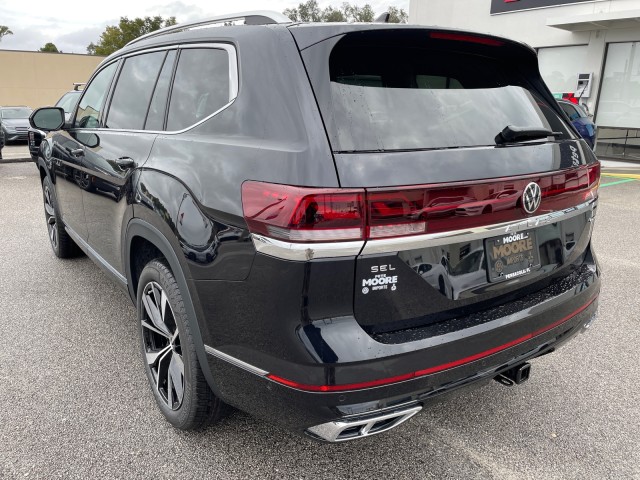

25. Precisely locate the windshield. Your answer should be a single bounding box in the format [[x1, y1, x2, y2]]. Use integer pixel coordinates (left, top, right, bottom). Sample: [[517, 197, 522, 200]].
[[55, 92, 81, 114], [314, 31, 571, 152], [1, 107, 32, 120]]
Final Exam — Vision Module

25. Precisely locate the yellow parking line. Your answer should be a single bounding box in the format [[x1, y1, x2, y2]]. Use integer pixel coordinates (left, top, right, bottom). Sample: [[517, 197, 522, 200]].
[[601, 173, 640, 179]]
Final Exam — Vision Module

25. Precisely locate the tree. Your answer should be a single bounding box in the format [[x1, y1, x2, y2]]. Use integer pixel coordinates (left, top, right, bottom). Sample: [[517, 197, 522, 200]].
[[87, 16, 177, 56], [340, 3, 375, 22], [40, 42, 60, 53], [322, 7, 347, 22], [387, 6, 408, 23], [284, 2, 406, 23], [284, 0, 323, 22], [0, 25, 13, 42]]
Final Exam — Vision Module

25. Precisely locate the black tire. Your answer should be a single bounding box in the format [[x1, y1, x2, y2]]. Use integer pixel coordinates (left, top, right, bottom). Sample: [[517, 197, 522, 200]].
[[137, 259, 228, 430], [42, 175, 80, 258]]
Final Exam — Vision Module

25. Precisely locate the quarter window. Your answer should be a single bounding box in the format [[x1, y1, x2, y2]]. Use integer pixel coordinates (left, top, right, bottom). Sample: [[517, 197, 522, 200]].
[[167, 48, 230, 131], [106, 51, 166, 130], [75, 62, 117, 128]]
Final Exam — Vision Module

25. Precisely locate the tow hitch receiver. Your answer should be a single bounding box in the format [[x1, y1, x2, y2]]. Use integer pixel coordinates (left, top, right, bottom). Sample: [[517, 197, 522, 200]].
[[494, 363, 531, 386]]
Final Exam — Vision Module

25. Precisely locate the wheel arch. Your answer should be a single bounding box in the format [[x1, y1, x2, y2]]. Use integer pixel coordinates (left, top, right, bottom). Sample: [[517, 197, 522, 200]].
[[125, 218, 219, 395], [37, 157, 51, 184]]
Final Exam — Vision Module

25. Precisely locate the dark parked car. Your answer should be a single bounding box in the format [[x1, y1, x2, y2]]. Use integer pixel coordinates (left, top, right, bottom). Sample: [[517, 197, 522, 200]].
[[1, 106, 32, 142], [29, 12, 601, 442], [558, 100, 597, 149]]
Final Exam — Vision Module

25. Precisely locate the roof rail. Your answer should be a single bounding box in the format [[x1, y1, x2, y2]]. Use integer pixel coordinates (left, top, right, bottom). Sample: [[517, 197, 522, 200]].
[[125, 10, 292, 47]]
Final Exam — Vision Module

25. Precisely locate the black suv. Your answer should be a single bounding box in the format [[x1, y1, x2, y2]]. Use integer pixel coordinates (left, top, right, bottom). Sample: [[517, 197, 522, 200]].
[[30, 12, 601, 442]]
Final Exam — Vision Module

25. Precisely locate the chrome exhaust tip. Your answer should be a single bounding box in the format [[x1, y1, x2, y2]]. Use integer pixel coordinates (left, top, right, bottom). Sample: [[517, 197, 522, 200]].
[[305, 405, 422, 443]]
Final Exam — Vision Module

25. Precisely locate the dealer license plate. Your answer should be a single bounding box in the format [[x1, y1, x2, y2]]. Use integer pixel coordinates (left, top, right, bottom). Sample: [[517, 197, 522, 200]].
[[485, 230, 540, 282]]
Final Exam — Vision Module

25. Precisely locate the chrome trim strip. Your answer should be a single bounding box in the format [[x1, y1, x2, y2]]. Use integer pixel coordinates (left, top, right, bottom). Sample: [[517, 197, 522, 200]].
[[361, 198, 597, 256], [90, 43, 238, 135], [64, 227, 127, 285], [251, 234, 364, 261], [204, 345, 269, 376], [250, 199, 595, 260]]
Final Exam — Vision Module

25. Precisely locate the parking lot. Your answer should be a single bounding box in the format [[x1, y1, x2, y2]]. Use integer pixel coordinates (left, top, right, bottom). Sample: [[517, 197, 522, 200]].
[[1, 159, 639, 479]]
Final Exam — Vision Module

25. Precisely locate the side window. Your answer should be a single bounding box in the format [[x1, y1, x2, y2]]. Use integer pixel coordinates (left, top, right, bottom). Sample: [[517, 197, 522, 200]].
[[145, 50, 177, 131], [106, 51, 166, 130], [167, 48, 230, 131], [75, 62, 117, 128]]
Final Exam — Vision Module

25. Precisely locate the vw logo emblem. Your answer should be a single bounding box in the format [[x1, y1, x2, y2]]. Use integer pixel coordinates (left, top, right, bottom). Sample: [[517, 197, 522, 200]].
[[522, 182, 542, 214]]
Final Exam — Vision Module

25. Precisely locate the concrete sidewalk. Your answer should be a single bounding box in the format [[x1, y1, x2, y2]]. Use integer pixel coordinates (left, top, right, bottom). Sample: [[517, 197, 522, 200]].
[[0, 144, 32, 162]]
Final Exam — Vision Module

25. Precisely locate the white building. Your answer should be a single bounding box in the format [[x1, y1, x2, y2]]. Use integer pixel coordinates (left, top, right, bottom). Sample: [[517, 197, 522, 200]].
[[409, 0, 640, 160]]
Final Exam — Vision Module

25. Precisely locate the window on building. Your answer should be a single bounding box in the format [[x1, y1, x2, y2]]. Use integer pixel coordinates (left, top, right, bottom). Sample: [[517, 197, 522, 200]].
[[596, 42, 640, 129], [538, 46, 588, 95]]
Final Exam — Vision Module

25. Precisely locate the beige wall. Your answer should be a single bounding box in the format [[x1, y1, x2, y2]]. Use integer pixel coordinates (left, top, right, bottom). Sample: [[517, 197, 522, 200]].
[[0, 50, 104, 109]]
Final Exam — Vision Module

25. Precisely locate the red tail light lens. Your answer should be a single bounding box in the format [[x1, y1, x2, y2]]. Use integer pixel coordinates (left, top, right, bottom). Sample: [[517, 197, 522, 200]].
[[241, 182, 365, 242], [429, 31, 504, 47], [367, 190, 427, 238], [587, 162, 601, 188], [243, 167, 598, 244]]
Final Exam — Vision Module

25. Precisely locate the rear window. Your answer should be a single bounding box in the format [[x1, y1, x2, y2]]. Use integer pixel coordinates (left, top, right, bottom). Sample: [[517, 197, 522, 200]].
[[310, 31, 571, 152]]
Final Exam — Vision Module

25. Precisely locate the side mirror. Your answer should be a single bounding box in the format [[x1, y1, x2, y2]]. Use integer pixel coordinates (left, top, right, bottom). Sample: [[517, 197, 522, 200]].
[[29, 107, 65, 131]]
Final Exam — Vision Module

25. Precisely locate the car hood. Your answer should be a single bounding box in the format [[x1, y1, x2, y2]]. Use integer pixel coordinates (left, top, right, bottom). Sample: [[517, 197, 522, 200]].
[[2, 118, 30, 128]]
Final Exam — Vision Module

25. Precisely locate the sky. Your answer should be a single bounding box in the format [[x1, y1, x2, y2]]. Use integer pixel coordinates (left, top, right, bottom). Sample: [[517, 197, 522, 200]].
[[0, 0, 410, 54]]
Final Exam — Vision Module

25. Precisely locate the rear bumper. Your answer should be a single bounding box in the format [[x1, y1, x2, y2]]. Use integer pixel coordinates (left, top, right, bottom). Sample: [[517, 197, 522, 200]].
[[202, 256, 600, 439]]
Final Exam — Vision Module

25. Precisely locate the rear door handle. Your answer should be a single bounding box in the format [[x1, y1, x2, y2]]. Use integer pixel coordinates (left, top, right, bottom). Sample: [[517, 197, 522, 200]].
[[115, 157, 136, 169]]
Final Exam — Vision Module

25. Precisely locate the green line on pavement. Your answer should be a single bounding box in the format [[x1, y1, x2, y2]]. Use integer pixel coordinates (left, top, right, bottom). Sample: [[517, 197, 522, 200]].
[[600, 178, 636, 187]]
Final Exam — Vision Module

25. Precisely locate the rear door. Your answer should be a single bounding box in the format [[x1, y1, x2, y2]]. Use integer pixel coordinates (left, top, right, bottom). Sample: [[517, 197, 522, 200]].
[[78, 49, 174, 274], [297, 28, 600, 332]]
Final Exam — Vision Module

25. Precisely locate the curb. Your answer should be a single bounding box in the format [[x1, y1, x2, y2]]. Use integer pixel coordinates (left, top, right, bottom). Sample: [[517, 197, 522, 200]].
[[0, 157, 33, 163]]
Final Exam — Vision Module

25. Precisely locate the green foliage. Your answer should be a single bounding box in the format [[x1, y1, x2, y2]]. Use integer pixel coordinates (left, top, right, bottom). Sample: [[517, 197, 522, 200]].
[[342, 3, 375, 22], [284, 1, 406, 23], [40, 42, 60, 53], [320, 6, 346, 22], [284, 0, 323, 22], [387, 6, 408, 23], [87, 16, 177, 56], [0, 25, 13, 42]]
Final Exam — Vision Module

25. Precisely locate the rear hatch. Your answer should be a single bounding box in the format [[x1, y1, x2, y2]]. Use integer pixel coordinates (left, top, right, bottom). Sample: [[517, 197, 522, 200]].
[[293, 26, 600, 333]]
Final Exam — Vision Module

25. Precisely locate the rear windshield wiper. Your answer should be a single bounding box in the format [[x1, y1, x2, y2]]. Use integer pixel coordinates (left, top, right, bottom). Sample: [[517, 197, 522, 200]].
[[495, 125, 562, 145]]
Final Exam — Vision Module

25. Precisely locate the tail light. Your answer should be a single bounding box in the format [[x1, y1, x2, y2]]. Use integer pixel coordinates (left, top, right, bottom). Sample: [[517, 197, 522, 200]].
[[242, 167, 599, 244], [367, 190, 427, 238], [241, 182, 365, 242], [587, 162, 600, 189], [429, 31, 504, 47]]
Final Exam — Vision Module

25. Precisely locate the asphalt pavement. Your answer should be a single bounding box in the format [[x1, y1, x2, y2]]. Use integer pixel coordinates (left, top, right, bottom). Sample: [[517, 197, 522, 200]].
[[1, 161, 639, 479]]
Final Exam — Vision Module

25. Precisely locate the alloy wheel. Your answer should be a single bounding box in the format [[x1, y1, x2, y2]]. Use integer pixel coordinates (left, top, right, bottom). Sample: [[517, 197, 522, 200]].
[[43, 184, 58, 249], [141, 281, 185, 410]]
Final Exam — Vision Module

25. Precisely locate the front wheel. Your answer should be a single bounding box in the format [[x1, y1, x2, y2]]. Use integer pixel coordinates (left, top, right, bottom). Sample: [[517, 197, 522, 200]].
[[137, 259, 228, 430], [42, 176, 79, 258]]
